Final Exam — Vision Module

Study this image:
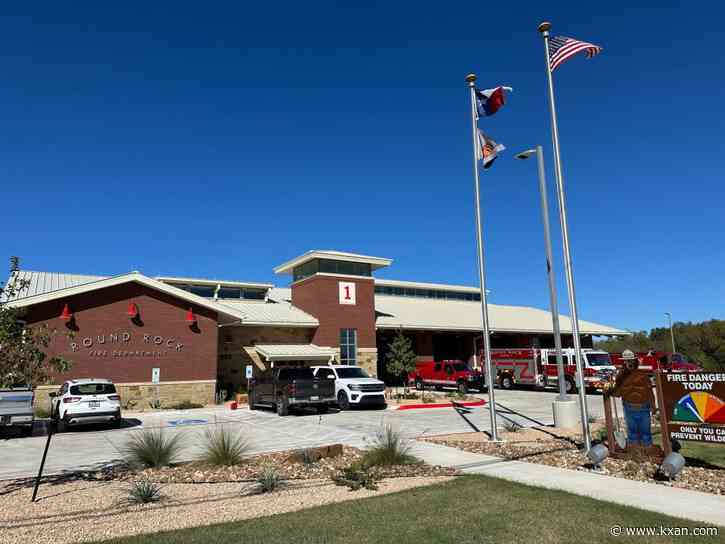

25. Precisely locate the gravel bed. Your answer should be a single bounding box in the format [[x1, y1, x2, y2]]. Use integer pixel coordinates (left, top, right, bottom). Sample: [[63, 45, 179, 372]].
[[0, 476, 454, 543], [425, 432, 725, 496], [107, 446, 458, 483]]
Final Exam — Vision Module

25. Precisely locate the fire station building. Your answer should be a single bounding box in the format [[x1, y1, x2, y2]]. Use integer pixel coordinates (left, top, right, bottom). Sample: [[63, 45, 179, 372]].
[[6, 250, 626, 407]]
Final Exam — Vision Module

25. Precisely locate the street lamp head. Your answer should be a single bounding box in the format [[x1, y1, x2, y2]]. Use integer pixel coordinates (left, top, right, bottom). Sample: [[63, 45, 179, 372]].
[[515, 149, 537, 160]]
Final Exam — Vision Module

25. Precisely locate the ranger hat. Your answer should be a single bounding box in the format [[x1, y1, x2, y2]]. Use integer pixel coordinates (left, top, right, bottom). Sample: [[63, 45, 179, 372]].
[[621, 349, 637, 361]]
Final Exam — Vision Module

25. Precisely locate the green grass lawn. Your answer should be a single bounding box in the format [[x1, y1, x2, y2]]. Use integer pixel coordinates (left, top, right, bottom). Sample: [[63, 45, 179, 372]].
[[101, 475, 724, 544], [652, 430, 725, 469]]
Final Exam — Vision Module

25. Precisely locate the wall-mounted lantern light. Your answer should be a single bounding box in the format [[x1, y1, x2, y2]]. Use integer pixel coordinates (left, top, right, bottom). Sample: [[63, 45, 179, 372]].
[[60, 303, 73, 321], [185, 308, 197, 325], [127, 302, 139, 319]]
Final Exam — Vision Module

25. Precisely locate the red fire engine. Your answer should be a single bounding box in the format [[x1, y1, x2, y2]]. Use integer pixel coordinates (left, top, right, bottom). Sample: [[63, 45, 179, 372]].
[[488, 347, 616, 393]]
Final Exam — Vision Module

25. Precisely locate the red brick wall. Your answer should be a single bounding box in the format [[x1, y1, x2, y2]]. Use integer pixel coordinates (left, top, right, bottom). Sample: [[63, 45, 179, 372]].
[[21, 282, 219, 385], [291, 274, 376, 348]]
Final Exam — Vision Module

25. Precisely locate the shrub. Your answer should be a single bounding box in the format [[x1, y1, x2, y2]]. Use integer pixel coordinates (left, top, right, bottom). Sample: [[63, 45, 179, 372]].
[[587, 414, 599, 424], [201, 426, 249, 466], [333, 463, 382, 491], [594, 427, 608, 443], [300, 448, 317, 467], [503, 420, 522, 433], [124, 429, 184, 469], [361, 424, 418, 467], [420, 392, 436, 403], [170, 400, 204, 410], [247, 465, 284, 495], [126, 479, 164, 504], [34, 405, 51, 419]]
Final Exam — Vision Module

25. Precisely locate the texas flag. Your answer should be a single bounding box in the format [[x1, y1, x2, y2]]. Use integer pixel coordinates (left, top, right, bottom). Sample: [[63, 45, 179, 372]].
[[475, 86, 512, 117]]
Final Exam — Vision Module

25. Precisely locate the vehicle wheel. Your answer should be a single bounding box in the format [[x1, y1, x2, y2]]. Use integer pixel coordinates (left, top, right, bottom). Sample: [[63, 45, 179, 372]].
[[499, 375, 514, 390], [276, 396, 289, 417], [457, 382, 468, 395], [415, 378, 423, 391], [337, 391, 350, 411], [434, 385, 442, 391], [21, 425, 34, 437], [565, 377, 577, 394]]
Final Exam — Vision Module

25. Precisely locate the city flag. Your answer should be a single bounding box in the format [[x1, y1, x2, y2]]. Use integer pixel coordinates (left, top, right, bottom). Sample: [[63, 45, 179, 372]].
[[477, 130, 505, 169], [475, 86, 512, 117], [548, 36, 602, 71]]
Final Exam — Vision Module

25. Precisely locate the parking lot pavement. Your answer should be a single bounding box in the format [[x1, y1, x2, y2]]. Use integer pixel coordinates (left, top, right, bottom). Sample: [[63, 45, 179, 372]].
[[473, 388, 611, 425], [0, 389, 609, 480]]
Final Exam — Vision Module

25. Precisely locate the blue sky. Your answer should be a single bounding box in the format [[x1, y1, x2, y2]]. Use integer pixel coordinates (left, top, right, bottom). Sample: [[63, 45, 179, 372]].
[[2, 2, 723, 332]]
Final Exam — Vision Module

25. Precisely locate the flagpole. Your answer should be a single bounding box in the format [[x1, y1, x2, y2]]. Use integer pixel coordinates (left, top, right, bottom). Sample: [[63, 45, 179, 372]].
[[537, 22, 591, 452], [465, 73, 498, 442]]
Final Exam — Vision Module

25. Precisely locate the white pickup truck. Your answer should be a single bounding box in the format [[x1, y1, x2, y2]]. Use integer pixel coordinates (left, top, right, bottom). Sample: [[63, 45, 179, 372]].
[[312, 365, 386, 410], [0, 386, 35, 436]]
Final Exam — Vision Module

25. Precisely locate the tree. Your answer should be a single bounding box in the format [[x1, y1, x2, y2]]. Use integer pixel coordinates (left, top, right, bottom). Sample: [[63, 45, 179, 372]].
[[594, 319, 725, 371], [385, 330, 417, 393], [0, 257, 72, 387]]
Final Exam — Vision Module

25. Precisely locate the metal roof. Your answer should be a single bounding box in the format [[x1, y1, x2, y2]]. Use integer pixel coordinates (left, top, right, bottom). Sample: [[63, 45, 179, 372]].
[[273, 250, 392, 275], [267, 287, 292, 302], [5, 271, 246, 323], [255, 344, 335, 361], [217, 300, 318, 327], [3, 270, 106, 300], [4, 270, 627, 335], [374, 295, 628, 336], [156, 276, 274, 289]]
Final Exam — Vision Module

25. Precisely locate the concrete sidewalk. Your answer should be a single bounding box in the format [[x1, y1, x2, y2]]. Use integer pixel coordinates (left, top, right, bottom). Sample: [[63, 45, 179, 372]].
[[411, 441, 725, 527]]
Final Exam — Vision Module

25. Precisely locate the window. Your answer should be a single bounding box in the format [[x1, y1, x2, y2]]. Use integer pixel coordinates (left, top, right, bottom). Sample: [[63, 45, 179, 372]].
[[242, 288, 266, 300], [218, 287, 242, 299], [70, 383, 117, 395], [293, 259, 372, 282], [374, 286, 481, 301], [434, 363, 441, 372], [339, 328, 357, 365], [185, 284, 215, 298], [335, 367, 369, 379], [278, 367, 315, 380]]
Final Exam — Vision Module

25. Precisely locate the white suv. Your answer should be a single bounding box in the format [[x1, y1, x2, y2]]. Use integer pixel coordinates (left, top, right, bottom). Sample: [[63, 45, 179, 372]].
[[51, 379, 122, 432], [312, 365, 386, 410]]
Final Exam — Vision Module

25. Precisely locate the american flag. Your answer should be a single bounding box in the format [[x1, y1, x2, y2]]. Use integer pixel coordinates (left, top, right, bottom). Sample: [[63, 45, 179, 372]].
[[548, 35, 602, 72]]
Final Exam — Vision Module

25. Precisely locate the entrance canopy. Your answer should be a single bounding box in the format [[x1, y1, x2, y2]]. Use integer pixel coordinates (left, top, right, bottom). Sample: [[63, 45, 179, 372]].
[[254, 344, 335, 362]]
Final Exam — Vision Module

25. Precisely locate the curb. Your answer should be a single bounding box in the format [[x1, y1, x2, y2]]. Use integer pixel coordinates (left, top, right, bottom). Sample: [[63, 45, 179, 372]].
[[389, 399, 486, 411]]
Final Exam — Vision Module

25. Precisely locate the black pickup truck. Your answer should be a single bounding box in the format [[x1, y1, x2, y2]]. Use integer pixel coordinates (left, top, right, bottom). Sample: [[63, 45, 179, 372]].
[[248, 366, 336, 416]]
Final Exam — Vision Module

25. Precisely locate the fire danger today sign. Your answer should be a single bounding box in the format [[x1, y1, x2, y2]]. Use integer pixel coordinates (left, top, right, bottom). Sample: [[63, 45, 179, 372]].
[[659, 371, 725, 444]]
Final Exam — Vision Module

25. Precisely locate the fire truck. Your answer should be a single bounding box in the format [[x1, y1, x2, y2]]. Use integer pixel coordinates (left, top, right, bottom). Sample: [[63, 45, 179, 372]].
[[486, 347, 617, 393], [610, 351, 701, 374], [408, 360, 484, 394]]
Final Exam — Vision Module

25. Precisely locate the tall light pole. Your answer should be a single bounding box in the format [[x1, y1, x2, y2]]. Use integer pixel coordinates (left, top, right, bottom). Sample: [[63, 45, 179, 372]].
[[465, 73, 499, 441], [515, 148, 565, 396], [665, 312, 676, 353], [538, 21, 591, 451]]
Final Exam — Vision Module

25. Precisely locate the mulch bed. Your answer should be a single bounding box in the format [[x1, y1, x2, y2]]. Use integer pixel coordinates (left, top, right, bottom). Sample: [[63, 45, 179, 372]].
[[424, 432, 725, 496]]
